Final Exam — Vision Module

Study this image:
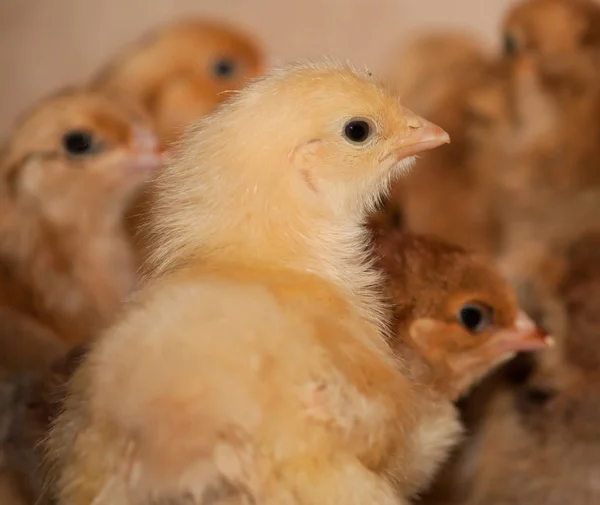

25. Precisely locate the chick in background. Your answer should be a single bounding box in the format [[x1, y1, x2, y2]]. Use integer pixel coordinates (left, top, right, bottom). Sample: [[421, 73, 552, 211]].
[[0, 88, 162, 348], [94, 19, 265, 147], [465, 52, 600, 267], [46, 59, 453, 505]]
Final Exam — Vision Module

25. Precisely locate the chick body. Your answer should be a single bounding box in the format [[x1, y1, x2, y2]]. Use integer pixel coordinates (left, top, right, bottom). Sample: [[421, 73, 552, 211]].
[[47, 60, 451, 505]]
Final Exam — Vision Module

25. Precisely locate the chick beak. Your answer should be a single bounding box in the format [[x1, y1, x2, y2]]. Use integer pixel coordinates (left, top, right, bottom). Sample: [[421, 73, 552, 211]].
[[489, 310, 554, 354], [387, 115, 450, 162], [127, 126, 166, 174]]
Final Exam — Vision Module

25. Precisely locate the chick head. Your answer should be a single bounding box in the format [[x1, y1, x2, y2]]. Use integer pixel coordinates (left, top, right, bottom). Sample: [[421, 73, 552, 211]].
[[1, 89, 163, 223], [376, 231, 551, 399], [221, 59, 450, 219]]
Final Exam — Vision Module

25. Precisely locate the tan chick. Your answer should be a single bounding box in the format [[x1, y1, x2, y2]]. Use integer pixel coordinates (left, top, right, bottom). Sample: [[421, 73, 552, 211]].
[[449, 231, 600, 505], [466, 51, 600, 263], [94, 19, 265, 147], [0, 88, 162, 347], [45, 59, 451, 505]]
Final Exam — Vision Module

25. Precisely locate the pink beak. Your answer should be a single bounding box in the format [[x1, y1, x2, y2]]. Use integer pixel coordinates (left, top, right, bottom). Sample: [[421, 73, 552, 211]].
[[394, 119, 450, 160], [127, 126, 165, 174], [489, 310, 554, 354]]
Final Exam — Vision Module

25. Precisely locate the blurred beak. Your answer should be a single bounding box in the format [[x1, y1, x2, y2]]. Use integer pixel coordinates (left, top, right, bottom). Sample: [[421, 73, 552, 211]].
[[385, 115, 450, 162], [489, 310, 554, 354], [127, 126, 165, 174]]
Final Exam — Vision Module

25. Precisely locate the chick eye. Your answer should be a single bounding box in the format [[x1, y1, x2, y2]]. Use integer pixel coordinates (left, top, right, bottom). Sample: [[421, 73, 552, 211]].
[[212, 58, 237, 79], [62, 130, 96, 156], [343, 119, 372, 144], [457, 302, 493, 333], [503, 33, 519, 56]]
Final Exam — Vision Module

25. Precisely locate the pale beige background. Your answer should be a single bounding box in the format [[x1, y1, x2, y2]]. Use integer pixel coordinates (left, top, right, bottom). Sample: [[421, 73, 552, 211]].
[[0, 0, 516, 136]]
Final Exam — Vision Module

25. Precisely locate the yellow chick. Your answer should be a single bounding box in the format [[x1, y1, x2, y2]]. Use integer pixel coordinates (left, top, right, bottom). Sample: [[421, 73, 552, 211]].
[[46, 59, 449, 505]]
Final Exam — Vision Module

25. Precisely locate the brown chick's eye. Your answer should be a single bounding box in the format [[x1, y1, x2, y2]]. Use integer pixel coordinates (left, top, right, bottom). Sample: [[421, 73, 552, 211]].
[[212, 58, 237, 79], [343, 119, 371, 144], [503, 33, 519, 56], [457, 303, 493, 333], [62, 130, 96, 156]]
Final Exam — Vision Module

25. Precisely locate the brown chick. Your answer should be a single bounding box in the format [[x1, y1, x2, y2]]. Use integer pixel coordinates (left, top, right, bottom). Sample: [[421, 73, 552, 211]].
[[372, 230, 551, 500], [449, 230, 600, 505], [0, 88, 162, 347], [502, 0, 600, 60], [94, 19, 265, 147], [45, 59, 451, 505], [376, 33, 498, 254]]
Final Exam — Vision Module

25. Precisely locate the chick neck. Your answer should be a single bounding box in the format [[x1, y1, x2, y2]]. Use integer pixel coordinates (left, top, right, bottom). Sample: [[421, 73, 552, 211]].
[[211, 213, 385, 331], [150, 167, 391, 332], [0, 193, 137, 344]]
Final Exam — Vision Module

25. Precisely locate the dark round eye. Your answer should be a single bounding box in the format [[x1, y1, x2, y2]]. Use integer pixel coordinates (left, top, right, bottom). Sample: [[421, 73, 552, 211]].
[[62, 130, 95, 156], [503, 33, 519, 56], [343, 119, 372, 144], [212, 58, 237, 79], [457, 302, 493, 333]]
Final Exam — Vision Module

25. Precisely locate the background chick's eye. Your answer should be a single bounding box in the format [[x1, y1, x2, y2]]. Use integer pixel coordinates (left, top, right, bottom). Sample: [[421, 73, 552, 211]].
[[457, 303, 493, 333], [503, 33, 519, 56], [62, 130, 95, 156], [343, 119, 371, 144], [212, 58, 237, 79]]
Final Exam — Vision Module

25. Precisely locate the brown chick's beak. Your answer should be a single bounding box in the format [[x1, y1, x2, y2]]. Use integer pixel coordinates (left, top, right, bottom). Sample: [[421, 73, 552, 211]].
[[490, 310, 554, 354], [387, 118, 450, 162]]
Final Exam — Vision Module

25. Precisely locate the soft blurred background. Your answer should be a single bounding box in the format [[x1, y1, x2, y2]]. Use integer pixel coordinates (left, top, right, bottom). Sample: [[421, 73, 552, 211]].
[[0, 0, 514, 136]]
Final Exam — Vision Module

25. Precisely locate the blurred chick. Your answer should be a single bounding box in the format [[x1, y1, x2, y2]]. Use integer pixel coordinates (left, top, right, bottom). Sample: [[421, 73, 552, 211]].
[[0, 88, 162, 347], [376, 33, 498, 254], [372, 229, 550, 499], [46, 60, 451, 505], [94, 19, 265, 146], [453, 230, 600, 505], [502, 0, 600, 59], [466, 53, 600, 262]]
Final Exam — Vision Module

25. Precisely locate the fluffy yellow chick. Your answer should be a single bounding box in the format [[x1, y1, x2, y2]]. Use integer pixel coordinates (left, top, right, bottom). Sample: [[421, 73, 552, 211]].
[[46, 59, 450, 505]]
